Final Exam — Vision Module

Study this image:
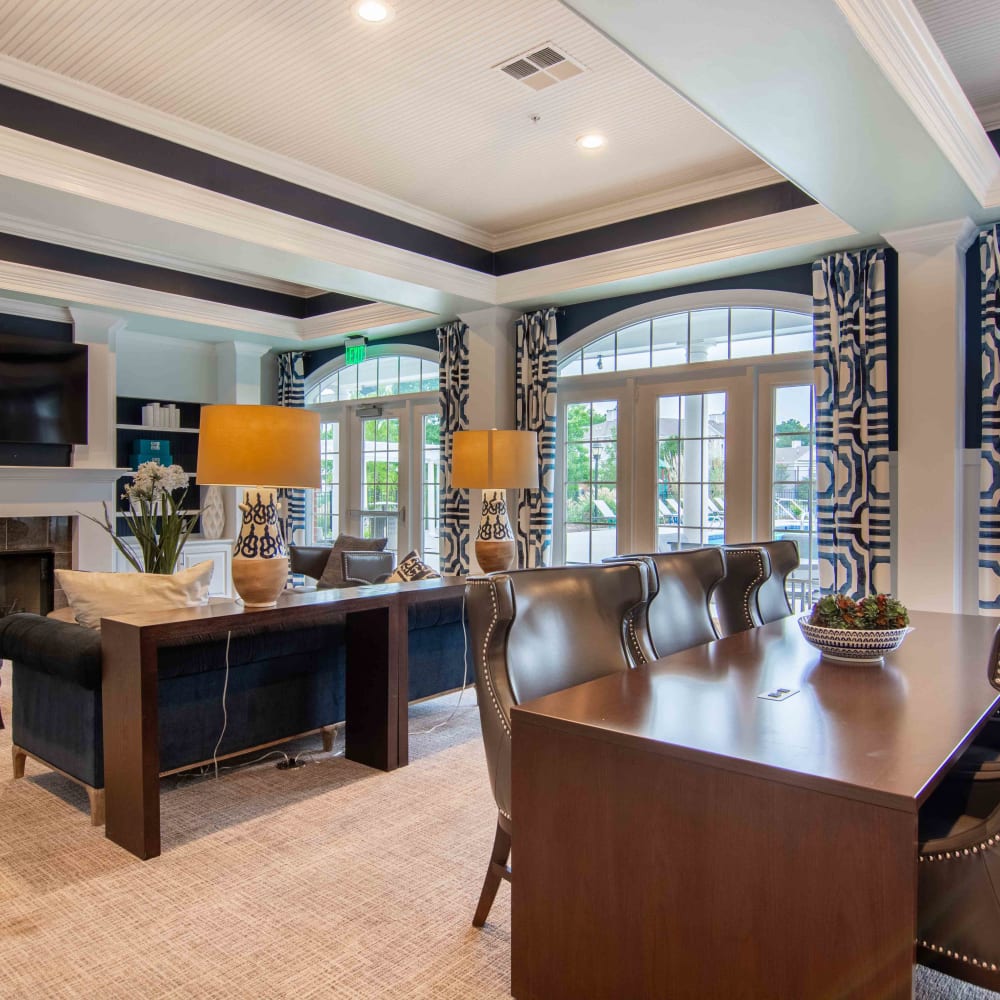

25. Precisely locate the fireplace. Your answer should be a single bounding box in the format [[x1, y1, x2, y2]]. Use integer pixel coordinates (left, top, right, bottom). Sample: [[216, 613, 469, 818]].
[[0, 549, 55, 616], [0, 516, 72, 611]]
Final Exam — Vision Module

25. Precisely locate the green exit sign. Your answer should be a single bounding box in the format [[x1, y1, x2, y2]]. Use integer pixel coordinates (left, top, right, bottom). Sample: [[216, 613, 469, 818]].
[[344, 337, 367, 366]]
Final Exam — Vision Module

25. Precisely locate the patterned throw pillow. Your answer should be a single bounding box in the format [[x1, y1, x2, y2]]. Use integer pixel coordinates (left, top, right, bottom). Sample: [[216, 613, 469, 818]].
[[387, 550, 441, 583]]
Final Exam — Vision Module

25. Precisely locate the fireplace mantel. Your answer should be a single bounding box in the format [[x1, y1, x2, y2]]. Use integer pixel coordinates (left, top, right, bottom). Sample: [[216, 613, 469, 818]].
[[0, 465, 130, 571]]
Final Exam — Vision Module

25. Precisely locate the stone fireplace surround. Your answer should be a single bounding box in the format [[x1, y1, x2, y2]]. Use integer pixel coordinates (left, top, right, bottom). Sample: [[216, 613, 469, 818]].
[[0, 467, 125, 612]]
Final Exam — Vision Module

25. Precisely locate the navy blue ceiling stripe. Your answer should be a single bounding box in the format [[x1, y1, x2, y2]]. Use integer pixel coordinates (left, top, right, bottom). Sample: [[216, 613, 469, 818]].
[[301, 291, 375, 318], [0, 84, 818, 279], [0, 83, 494, 275], [0, 232, 372, 317], [495, 183, 815, 274]]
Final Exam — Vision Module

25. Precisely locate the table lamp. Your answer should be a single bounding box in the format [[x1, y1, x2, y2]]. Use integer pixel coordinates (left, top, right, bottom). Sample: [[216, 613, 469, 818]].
[[197, 404, 320, 607], [451, 429, 538, 573]]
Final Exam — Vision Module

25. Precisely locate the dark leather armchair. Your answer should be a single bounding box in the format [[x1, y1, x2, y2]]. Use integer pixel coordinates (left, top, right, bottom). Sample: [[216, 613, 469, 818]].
[[916, 626, 1000, 989], [606, 547, 724, 657], [288, 542, 392, 589], [341, 550, 394, 585], [715, 541, 798, 636], [465, 561, 656, 927]]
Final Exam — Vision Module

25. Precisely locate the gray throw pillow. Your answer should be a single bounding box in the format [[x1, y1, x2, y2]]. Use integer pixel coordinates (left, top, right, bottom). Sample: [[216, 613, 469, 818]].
[[317, 534, 387, 589]]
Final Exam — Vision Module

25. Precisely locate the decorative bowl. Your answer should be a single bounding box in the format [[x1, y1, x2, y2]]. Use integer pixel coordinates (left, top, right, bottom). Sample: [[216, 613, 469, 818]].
[[797, 615, 913, 664]]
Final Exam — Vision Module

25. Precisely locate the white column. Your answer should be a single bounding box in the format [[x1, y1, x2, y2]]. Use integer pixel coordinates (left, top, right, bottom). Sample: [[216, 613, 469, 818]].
[[216, 341, 271, 404], [214, 342, 273, 538], [884, 218, 977, 612], [458, 307, 519, 574], [69, 307, 124, 470]]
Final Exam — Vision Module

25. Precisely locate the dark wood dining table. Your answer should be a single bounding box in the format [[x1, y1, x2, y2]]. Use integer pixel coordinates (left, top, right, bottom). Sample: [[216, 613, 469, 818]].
[[510, 611, 1000, 1000]]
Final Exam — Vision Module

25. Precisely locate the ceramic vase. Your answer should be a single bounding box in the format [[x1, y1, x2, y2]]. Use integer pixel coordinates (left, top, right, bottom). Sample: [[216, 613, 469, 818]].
[[201, 485, 225, 540]]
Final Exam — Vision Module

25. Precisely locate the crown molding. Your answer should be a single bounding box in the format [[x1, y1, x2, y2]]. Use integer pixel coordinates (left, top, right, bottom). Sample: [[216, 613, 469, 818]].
[[0, 55, 495, 251], [833, 0, 1000, 209], [0, 125, 498, 309], [298, 303, 435, 341], [0, 259, 302, 340], [0, 210, 322, 297], [978, 101, 1000, 133], [489, 164, 782, 251], [495, 205, 856, 304], [882, 217, 978, 254], [0, 292, 71, 323], [0, 258, 434, 343]]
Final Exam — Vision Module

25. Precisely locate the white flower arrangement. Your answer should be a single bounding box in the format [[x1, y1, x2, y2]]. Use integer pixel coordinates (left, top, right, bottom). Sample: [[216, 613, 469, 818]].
[[86, 461, 200, 574], [123, 461, 190, 502]]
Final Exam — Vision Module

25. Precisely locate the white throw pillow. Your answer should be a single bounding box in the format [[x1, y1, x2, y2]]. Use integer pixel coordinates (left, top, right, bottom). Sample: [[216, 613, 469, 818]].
[[55, 561, 214, 629], [387, 550, 441, 583]]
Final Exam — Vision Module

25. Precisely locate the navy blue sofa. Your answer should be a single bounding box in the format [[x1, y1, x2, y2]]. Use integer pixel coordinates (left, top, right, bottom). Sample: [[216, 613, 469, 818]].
[[0, 594, 467, 824]]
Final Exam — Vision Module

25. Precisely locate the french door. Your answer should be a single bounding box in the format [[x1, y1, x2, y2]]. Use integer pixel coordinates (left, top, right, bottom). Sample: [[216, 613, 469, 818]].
[[308, 396, 441, 569], [555, 364, 814, 564]]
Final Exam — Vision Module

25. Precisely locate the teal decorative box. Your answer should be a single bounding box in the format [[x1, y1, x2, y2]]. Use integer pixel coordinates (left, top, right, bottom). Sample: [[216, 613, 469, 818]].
[[130, 439, 173, 470]]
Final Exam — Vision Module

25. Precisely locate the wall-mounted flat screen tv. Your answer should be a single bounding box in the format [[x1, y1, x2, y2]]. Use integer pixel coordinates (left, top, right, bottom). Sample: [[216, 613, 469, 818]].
[[0, 334, 88, 445]]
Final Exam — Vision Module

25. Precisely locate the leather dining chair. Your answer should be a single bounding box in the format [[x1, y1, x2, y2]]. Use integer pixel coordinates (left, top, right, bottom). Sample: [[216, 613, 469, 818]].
[[465, 561, 656, 927], [714, 541, 799, 636], [916, 626, 1000, 989], [606, 548, 724, 657]]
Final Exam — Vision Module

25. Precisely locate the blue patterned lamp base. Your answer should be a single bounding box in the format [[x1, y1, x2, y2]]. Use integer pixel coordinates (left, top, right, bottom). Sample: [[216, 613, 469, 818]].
[[476, 488, 516, 573], [232, 487, 288, 607]]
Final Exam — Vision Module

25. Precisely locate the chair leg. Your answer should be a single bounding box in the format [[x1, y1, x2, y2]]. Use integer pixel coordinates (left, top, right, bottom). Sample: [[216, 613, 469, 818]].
[[87, 787, 105, 827], [473, 817, 512, 927], [321, 725, 335, 753], [11, 744, 26, 779]]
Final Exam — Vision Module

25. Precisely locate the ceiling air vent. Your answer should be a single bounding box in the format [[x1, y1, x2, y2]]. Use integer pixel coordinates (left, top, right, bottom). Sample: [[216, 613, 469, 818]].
[[497, 44, 585, 91]]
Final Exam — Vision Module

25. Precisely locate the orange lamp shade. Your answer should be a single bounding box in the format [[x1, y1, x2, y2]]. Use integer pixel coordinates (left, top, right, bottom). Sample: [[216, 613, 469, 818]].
[[196, 405, 321, 489], [451, 430, 539, 490]]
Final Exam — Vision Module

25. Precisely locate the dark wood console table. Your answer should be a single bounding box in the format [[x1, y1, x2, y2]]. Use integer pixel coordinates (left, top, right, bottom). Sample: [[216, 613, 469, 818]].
[[100, 578, 464, 860], [511, 611, 1000, 1000]]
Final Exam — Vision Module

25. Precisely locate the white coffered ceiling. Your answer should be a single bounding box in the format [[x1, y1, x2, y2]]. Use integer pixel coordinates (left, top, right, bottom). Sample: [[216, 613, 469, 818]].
[[0, 0, 776, 238], [912, 0, 1000, 124]]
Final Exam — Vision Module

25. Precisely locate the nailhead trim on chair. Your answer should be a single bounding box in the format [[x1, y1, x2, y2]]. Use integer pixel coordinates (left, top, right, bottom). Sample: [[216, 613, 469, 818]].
[[920, 834, 1000, 861], [626, 614, 648, 666], [468, 578, 511, 740], [918, 940, 999, 971], [725, 548, 766, 629]]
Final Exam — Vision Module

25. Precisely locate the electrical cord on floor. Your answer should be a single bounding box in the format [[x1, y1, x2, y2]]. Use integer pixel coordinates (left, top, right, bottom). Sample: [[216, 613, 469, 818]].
[[411, 592, 473, 737], [170, 749, 292, 785], [211, 630, 232, 780]]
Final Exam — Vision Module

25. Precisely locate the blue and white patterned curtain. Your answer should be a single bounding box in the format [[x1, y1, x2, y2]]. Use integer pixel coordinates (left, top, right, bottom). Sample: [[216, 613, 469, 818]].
[[277, 351, 307, 584], [515, 308, 557, 568], [813, 249, 891, 599], [438, 321, 470, 575], [979, 227, 1000, 613]]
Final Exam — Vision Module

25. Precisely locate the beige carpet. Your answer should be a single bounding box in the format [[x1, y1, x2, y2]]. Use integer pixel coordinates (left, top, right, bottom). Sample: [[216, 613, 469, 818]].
[[0, 659, 995, 1000]]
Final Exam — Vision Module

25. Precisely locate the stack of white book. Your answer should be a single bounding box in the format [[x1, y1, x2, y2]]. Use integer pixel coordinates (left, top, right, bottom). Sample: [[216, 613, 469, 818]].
[[140, 402, 182, 428]]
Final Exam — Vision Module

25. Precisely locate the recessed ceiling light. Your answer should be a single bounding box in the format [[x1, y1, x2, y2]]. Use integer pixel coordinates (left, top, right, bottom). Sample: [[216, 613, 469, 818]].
[[353, 0, 393, 23], [576, 133, 606, 151]]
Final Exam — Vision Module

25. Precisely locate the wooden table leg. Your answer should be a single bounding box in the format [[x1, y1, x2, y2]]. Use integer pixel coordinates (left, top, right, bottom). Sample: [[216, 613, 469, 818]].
[[101, 620, 162, 860], [345, 603, 402, 771]]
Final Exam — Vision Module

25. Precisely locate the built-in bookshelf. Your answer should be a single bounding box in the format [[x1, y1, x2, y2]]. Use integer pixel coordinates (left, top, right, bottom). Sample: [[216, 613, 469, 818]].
[[114, 397, 204, 535]]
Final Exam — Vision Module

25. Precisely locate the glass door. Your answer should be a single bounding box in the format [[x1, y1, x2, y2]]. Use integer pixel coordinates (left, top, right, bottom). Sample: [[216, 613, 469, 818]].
[[757, 375, 819, 611], [654, 391, 727, 550], [357, 413, 403, 550], [312, 418, 342, 544]]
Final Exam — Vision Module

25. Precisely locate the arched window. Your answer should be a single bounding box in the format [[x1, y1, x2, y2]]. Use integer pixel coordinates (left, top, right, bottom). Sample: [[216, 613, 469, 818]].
[[306, 351, 438, 403], [555, 290, 818, 608], [558, 305, 812, 377], [304, 347, 441, 568]]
